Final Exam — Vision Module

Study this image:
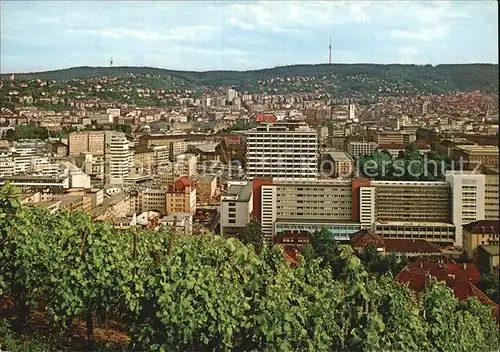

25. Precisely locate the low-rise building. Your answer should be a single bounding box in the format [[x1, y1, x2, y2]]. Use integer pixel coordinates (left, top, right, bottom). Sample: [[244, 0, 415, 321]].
[[477, 245, 499, 274], [350, 229, 442, 257], [323, 151, 354, 178], [345, 141, 378, 157], [220, 181, 253, 236], [462, 220, 500, 260], [451, 145, 499, 169], [196, 174, 217, 204], [0, 175, 70, 191], [166, 177, 196, 214]]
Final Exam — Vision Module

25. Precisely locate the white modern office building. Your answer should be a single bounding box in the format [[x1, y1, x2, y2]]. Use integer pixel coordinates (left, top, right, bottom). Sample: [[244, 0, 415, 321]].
[[446, 171, 486, 247], [105, 131, 130, 185], [246, 122, 318, 180]]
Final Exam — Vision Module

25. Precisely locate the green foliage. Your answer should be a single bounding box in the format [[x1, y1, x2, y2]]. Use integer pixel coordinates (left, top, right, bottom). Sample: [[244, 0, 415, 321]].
[[239, 219, 264, 253], [0, 319, 53, 352], [422, 279, 499, 351], [362, 244, 408, 276], [358, 144, 452, 181], [477, 272, 500, 304], [4, 64, 498, 94], [4, 125, 48, 141]]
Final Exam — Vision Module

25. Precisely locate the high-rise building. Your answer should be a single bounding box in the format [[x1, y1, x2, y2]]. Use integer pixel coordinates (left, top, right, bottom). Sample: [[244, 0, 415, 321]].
[[446, 171, 486, 247], [246, 122, 318, 180], [483, 167, 499, 220], [105, 131, 130, 185], [227, 88, 237, 103]]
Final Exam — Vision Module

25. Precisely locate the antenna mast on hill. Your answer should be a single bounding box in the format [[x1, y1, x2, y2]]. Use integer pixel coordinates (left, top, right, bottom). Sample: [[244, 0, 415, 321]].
[[329, 37, 332, 64], [110, 57, 113, 67]]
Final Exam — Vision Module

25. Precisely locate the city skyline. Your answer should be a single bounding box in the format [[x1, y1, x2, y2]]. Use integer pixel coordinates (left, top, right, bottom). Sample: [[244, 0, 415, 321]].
[[0, 0, 498, 74]]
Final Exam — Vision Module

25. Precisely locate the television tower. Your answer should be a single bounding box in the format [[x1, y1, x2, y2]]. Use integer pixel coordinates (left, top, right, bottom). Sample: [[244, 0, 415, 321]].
[[329, 37, 332, 64]]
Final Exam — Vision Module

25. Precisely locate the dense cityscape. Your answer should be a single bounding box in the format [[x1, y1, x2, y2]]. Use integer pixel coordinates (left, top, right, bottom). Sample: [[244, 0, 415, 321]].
[[0, 1, 499, 351]]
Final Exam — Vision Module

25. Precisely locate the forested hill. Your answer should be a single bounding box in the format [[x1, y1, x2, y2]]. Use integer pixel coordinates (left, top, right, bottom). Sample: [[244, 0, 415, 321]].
[[3, 63, 498, 94]]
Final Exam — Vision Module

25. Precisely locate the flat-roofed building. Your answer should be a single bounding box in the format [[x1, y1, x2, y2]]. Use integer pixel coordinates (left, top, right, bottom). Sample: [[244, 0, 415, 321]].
[[376, 131, 405, 145], [451, 145, 499, 169], [446, 171, 486, 247], [260, 179, 359, 241], [196, 174, 217, 204], [345, 141, 378, 157], [322, 151, 354, 178], [133, 147, 155, 171], [477, 245, 499, 274], [140, 189, 167, 215], [483, 167, 499, 220], [374, 221, 456, 245], [0, 175, 69, 191], [68, 131, 105, 156], [246, 122, 318, 180], [372, 181, 452, 223], [220, 181, 253, 236]]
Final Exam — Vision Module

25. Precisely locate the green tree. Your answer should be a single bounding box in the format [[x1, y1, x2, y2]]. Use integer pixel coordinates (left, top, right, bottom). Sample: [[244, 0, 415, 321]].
[[240, 219, 264, 253], [477, 272, 500, 303]]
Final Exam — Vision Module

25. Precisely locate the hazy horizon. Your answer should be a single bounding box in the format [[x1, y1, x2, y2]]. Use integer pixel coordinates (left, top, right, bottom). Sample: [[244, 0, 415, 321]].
[[1, 1, 498, 74], [2, 62, 500, 76]]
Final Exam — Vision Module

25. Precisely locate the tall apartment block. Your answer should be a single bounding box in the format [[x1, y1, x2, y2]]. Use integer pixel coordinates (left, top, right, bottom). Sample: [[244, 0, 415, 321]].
[[483, 167, 499, 220], [246, 122, 318, 180], [446, 171, 486, 247], [105, 131, 130, 185]]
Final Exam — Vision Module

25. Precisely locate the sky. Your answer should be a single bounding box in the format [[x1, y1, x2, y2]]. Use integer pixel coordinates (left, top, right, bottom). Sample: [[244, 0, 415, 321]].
[[0, 0, 498, 73]]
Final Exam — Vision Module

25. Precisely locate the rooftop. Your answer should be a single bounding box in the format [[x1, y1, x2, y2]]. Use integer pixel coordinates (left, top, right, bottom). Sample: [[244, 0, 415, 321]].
[[463, 220, 499, 234], [198, 174, 217, 183], [478, 244, 500, 256], [328, 151, 354, 162], [225, 184, 252, 202]]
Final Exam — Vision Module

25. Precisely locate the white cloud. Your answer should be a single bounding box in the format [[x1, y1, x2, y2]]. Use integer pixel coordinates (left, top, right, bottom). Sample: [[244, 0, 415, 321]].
[[390, 25, 450, 42], [397, 46, 419, 57], [166, 25, 219, 41], [228, 17, 255, 31], [226, 1, 371, 32], [65, 25, 219, 43]]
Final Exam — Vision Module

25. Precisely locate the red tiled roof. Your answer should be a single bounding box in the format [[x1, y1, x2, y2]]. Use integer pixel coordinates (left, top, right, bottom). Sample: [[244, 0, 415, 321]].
[[350, 229, 386, 248], [256, 113, 277, 123], [283, 248, 299, 268], [384, 239, 442, 254], [171, 177, 194, 192], [463, 220, 500, 234], [395, 268, 499, 320], [401, 262, 481, 283], [414, 255, 456, 264], [378, 143, 405, 150]]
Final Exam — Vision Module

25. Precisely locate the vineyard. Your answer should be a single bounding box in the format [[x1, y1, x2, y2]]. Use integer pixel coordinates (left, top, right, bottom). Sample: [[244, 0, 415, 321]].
[[0, 183, 499, 351]]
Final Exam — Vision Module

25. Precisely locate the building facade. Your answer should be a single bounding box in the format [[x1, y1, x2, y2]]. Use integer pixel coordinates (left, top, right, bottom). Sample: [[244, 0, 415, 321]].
[[105, 131, 130, 185], [246, 122, 318, 179]]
